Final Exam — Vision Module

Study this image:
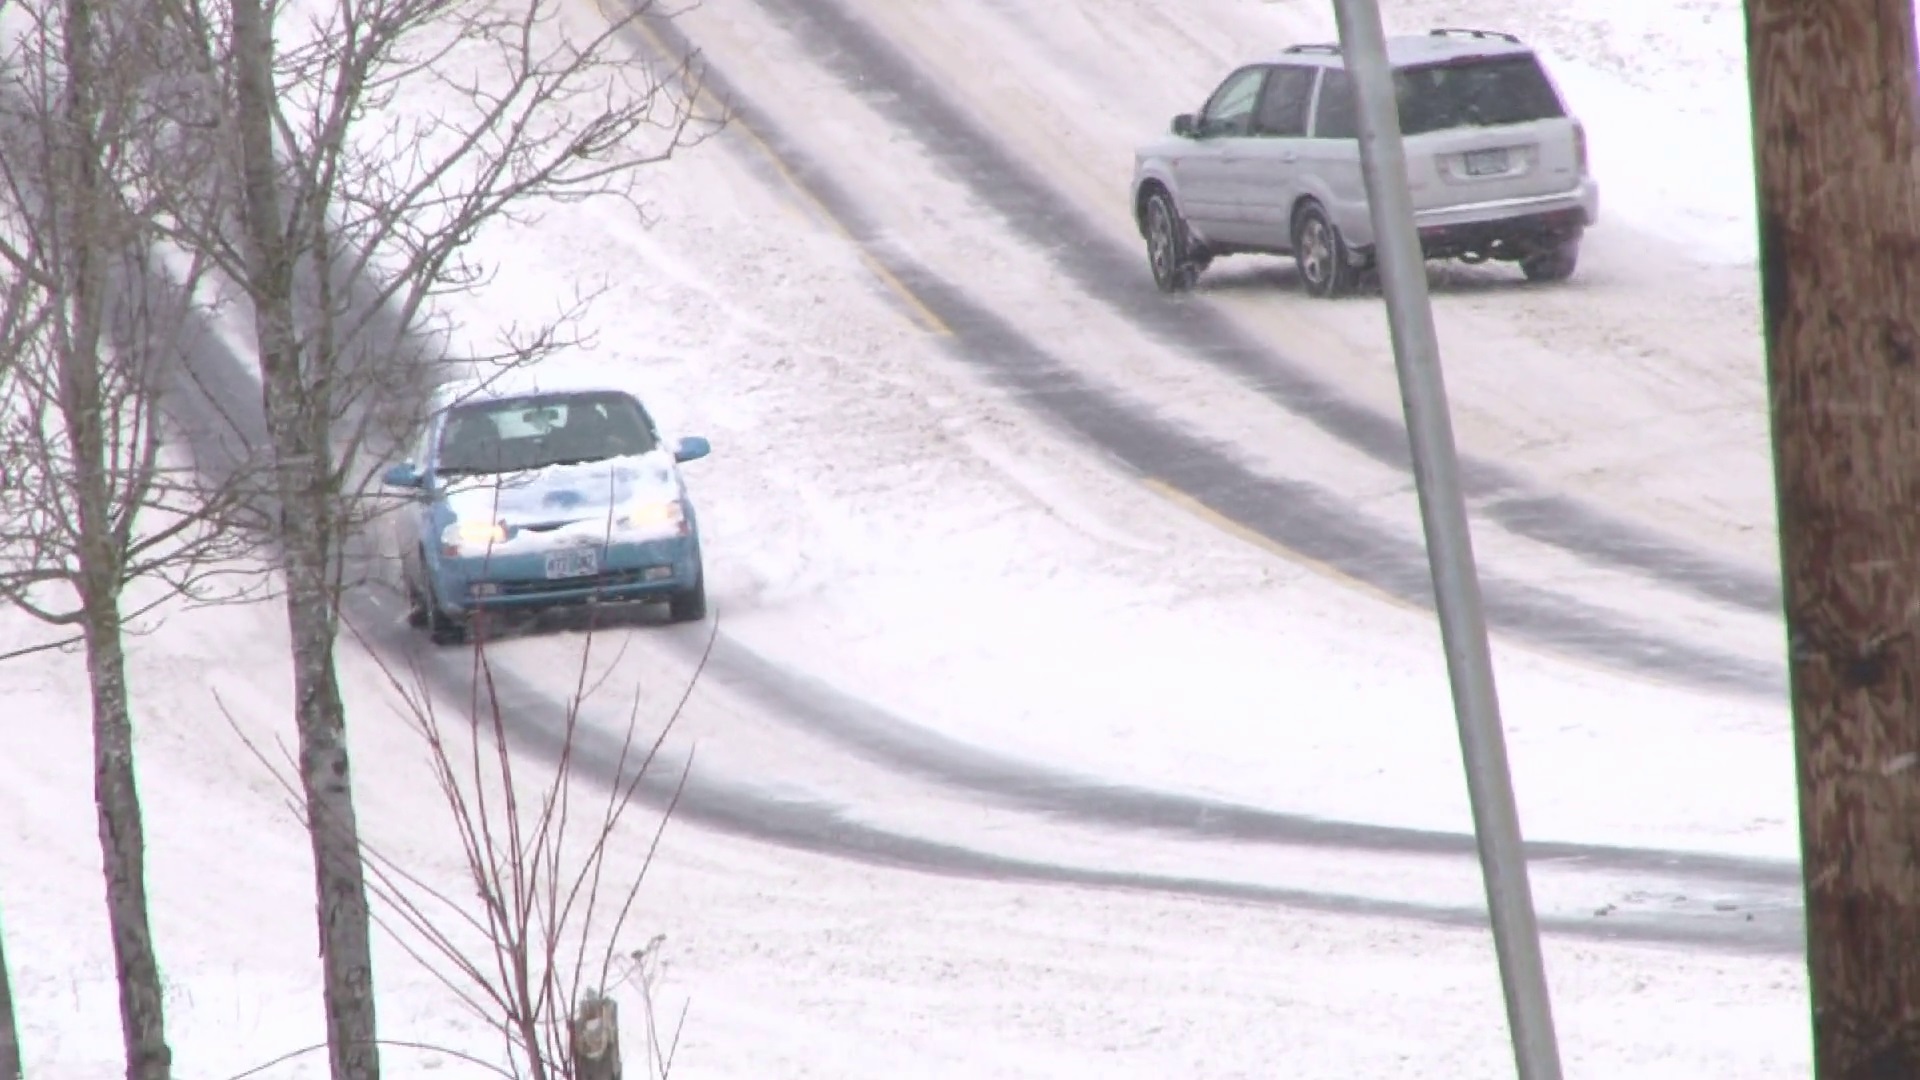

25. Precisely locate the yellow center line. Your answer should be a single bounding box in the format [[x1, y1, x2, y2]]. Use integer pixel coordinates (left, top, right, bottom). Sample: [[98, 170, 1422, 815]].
[[1138, 477, 1420, 615], [611, 4, 1412, 610], [1142, 478, 1682, 689], [615, 3, 952, 337], [603, 1, 1673, 693]]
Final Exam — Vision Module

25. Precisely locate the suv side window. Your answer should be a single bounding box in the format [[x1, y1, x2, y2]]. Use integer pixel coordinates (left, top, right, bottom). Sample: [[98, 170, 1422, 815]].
[[1253, 65, 1318, 137], [1313, 69, 1358, 139], [1198, 66, 1267, 137]]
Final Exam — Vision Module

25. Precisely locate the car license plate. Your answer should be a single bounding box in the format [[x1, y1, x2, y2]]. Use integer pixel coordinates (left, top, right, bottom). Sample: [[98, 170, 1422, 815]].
[[544, 547, 598, 579], [1464, 148, 1510, 176]]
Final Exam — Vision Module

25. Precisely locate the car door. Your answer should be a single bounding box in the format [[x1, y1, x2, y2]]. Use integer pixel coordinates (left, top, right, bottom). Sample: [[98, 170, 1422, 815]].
[[1177, 65, 1268, 243], [1238, 64, 1321, 249], [1294, 67, 1369, 243]]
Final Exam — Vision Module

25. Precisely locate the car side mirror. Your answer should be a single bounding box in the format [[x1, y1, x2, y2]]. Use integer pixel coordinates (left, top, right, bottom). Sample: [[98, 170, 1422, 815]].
[[673, 435, 712, 464], [1171, 113, 1197, 137], [381, 462, 423, 489]]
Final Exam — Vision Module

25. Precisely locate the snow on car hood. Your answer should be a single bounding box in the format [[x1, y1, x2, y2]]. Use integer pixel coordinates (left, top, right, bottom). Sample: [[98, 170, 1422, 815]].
[[441, 451, 680, 530]]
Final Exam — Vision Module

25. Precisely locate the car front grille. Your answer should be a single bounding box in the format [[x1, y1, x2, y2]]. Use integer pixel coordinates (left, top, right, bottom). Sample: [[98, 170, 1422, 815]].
[[487, 567, 668, 598]]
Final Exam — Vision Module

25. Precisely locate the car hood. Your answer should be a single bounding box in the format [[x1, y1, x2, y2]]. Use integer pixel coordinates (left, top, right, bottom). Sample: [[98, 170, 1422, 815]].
[[441, 451, 681, 527]]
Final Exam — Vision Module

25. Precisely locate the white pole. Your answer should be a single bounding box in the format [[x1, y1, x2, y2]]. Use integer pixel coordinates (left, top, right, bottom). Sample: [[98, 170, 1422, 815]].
[[1323, 5, 1564, 1077]]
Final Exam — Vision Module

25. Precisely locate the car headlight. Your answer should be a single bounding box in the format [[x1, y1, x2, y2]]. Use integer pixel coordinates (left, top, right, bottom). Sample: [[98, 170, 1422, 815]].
[[619, 500, 687, 532], [442, 520, 507, 549]]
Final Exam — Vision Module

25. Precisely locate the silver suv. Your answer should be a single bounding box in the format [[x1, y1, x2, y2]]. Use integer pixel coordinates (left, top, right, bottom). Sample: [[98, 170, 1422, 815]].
[[1131, 28, 1600, 297]]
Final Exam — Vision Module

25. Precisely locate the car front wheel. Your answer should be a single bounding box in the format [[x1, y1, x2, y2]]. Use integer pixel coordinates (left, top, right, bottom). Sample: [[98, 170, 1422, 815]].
[[415, 554, 469, 646], [402, 551, 432, 628], [668, 568, 707, 624]]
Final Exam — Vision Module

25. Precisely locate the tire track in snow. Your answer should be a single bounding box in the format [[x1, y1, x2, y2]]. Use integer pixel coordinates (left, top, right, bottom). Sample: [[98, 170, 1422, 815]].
[[618, 8, 1782, 701], [318, 609, 1825, 959], [150, 217, 1803, 959], [652, 0, 1781, 620], [694, 635, 1799, 889]]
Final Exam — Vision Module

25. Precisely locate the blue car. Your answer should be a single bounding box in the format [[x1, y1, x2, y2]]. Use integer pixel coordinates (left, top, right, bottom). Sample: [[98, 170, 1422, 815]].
[[382, 380, 713, 645]]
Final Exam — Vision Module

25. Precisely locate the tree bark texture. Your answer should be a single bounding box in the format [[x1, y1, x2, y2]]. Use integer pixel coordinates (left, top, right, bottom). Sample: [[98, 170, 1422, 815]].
[[226, 0, 381, 1076], [0, 907, 20, 1079], [1746, 0, 1920, 1074], [83, 608, 170, 1080], [60, 0, 173, 1075]]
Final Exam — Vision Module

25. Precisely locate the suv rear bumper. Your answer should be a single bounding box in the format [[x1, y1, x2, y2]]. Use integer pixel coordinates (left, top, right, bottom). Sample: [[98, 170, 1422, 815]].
[[1347, 180, 1599, 262], [1415, 205, 1588, 261]]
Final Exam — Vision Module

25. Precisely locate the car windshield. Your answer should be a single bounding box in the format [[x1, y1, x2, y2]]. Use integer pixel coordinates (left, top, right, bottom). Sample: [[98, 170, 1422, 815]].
[[1393, 55, 1565, 135], [434, 391, 657, 476]]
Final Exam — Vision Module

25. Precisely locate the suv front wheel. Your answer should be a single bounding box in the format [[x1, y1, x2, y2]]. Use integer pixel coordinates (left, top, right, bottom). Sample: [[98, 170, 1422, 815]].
[[1292, 202, 1359, 299], [1143, 189, 1206, 294]]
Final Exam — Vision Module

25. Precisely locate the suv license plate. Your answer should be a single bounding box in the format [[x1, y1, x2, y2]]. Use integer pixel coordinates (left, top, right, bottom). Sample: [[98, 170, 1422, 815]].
[[1459, 149, 1505, 177], [1464, 149, 1510, 176], [545, 548, 599, 579]]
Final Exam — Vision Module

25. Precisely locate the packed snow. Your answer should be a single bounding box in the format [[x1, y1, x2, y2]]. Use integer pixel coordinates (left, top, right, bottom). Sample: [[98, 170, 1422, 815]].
[[1, 0, 1815, 1075]]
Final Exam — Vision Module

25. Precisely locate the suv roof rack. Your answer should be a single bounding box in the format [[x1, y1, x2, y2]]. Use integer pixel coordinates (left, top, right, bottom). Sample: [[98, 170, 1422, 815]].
[[1428, 27, 1522, 44], [1282, 42, 1342, 56]]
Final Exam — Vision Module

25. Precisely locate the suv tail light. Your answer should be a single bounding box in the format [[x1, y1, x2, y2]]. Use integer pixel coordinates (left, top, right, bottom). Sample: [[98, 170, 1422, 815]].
[[1573, 121, 1588, 172]]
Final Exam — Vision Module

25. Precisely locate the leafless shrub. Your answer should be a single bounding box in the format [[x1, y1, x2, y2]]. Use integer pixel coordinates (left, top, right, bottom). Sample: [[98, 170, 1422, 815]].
[[223, 604, 714, 1079]]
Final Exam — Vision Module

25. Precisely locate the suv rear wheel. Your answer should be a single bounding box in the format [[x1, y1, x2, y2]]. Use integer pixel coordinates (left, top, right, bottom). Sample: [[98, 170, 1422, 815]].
[[1292, 202, 1358, 299], [1520, 239, 1580, 283]]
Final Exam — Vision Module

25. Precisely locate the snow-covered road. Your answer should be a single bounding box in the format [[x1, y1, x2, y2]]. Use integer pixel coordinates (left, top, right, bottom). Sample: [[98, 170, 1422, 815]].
[[2, 0, 1813, 1074]]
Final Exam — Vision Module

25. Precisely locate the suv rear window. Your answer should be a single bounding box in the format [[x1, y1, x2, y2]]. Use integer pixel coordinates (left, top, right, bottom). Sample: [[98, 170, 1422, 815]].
[[1394, 55, 1566, 135]]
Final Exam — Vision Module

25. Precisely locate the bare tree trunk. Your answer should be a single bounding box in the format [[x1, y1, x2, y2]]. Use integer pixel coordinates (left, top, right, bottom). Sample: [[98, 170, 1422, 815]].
[[1746, 0, 1920, 1074], [81, 603, 171, 1080], [226, 0, 381, 1076], [59, 0, 172, 1075], [0, 906, 20, 1080]]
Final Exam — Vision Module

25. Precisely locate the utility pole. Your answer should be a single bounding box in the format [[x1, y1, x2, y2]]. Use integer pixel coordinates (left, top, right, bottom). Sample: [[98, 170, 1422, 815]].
[[0, 905, 19, 1079], [1327, 3, 1562, 1077], [1746, 0, 1920, 1074]]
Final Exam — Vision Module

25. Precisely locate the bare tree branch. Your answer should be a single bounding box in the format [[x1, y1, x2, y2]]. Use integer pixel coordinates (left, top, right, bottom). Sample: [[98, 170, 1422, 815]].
[[219, 601, 712, 1078], [37, 0, 731, 1073]]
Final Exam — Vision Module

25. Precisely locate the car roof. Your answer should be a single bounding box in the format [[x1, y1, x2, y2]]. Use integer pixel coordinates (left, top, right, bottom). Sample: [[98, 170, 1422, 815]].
[[1270, 29, 1534, 69], [428, 369, 640, 413]]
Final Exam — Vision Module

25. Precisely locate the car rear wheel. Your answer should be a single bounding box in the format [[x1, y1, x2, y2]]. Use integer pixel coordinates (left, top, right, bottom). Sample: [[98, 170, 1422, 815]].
[[1520, 239, 1580, 283], [667, 569, 707, 624], [1143, 189, 1204, 294], [1292, 203, 1358, 299]]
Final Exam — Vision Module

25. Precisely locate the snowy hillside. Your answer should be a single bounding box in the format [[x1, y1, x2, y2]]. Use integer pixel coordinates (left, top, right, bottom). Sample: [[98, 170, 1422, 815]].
[[1, 0, 1811, 1076]]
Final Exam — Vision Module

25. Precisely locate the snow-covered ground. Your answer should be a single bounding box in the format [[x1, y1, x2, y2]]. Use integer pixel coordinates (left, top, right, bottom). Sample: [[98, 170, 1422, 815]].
[[628, 0, 1792, 847], [0, 590, 1811, 1078], [1, 0, 1814, 1074], [672, 0, 1775, 562]]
